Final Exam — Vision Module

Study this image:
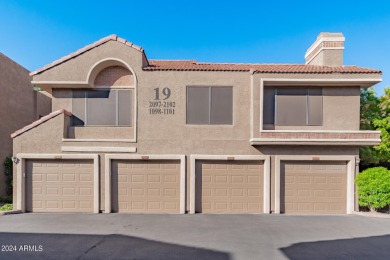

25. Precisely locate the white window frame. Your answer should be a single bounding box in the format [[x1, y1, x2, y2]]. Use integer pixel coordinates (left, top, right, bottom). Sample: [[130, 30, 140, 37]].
[[186, 86, 234, 125], [72, 88, 133, 127]]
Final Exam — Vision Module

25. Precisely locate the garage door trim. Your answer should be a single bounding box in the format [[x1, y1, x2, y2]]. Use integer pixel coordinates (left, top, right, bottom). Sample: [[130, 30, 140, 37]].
[[190, 155, 271, 214], [15, 153, 100, 213], [274, 155, 356, 214], [105, 154, 186, 214]]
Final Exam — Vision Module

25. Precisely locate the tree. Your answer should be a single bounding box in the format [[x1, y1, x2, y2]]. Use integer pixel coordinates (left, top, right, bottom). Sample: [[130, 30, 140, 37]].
[[359, 88, 381, 164], [373, 88, 390, 161], [360, 87, 380, 130]]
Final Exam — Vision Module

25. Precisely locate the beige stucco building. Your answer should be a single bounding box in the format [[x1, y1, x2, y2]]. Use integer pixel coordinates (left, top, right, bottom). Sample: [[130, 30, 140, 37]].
[[0, 53, 51, 196], [12, 32, 382, 214]]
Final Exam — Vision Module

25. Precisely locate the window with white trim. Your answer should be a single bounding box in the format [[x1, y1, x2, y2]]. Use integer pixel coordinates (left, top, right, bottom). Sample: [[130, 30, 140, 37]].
[[263, 87, 323, 126], [72, 89, 132, 126], [186, 86, 233, 125]]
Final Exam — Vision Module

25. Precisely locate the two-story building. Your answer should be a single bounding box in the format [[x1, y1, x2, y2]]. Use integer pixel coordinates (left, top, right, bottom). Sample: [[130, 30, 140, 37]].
[[12, 32, 382, 215]]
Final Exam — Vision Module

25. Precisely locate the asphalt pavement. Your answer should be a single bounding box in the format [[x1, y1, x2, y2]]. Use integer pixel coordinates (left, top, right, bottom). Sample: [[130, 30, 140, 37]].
[[0, 213, 389, 259]]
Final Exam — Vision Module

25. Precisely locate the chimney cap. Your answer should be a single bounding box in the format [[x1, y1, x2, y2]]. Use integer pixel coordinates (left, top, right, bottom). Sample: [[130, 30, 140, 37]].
[[317, 32, 344, 38], [305, 32, 345, 59], [305, 32, 345, 58]]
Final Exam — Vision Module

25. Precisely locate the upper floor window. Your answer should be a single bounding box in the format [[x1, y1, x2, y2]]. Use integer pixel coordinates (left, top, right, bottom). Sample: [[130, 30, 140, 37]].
[[186, 86, 233, 125], [72, 89, 132, 126], [263, 87, 322, 126]]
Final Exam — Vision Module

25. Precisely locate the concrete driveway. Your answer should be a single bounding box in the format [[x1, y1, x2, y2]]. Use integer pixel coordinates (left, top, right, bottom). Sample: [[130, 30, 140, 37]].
[[0, 214, 389, 260]]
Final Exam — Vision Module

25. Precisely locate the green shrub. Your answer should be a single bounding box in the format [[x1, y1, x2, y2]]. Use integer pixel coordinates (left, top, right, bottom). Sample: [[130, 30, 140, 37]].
[[4, 157, 12, 196], [355, 167, 390, 212], [0, 203, 13, 211]]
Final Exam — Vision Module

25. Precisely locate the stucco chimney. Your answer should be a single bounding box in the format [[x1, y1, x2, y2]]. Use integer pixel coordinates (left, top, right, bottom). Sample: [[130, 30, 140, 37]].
[[305, 32, 345, 66]]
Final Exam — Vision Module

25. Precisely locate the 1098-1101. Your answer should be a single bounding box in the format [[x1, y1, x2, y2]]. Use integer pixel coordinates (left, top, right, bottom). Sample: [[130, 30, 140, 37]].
[[149, 108, 175, 115]]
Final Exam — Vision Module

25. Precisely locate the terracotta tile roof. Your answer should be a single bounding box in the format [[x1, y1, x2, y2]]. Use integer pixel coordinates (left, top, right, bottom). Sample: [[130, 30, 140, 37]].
[[11, 109, 72, 138], [30, 35, 144, 76], [144, 60, 381, 74], [30, 34, 381, 76]]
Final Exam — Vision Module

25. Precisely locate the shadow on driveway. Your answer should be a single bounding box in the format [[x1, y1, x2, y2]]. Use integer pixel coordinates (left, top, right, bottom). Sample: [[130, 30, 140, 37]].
[[280, 234, 390, 260], [0, 232, 230, 260]]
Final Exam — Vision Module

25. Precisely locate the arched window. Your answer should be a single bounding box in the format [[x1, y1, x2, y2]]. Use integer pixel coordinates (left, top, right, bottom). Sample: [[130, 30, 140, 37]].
[[72, 66, 133, 126], [94, 66, 134, 87]]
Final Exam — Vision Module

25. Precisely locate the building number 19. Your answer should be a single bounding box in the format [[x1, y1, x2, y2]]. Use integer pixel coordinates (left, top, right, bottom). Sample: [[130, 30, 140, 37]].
[[154, 87, 171, 100]]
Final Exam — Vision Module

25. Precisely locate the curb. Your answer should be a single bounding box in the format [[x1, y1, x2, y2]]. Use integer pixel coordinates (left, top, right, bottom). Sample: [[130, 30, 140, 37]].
[[353, 211, 390, 219], [0, 210, 22, 216]]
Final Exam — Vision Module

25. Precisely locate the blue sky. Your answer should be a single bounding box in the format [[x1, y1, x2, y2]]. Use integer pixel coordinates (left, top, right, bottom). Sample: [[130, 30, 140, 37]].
[[0, 1, 389, 95]]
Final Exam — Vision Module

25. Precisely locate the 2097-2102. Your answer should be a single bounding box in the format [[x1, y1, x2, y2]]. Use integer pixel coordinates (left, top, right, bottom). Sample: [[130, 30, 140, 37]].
[[149, 101, 176, 108], [149, 101, 175, 115]]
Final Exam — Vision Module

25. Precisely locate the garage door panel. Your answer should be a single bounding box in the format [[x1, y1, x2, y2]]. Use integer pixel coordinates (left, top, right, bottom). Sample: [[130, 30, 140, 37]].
[[32, 174, 43, 182], [148, 201, 161, 210], [63, 201, 76, 209], [79, 187, 92, 196], [202, 189, 212, 196], [147, 175, 161, 182], [63, 187, 75, 195], [46, 187, 60, 195], [164, 175, 177, 182], [131, 175, 144, 182], [330, 190, 343, 198], [62, 173, 76, 182], [33, 187, 43, 195], [196, 160, 264, 214], [314, 203, 329, 211], [164, 202, 177, 210], [79, 201, 92, 209], [248, 189, 261, 197], [248, 175, 261, 183], [314, 176, 327, 184], [26, 160, 94, 213], [112, 160, 180, 213], [248, 203, 261, 211], [164, 188, 177, 196], [231, 175, 244, 183], [313, 190, 326, 197], [147, 188, 160, 196], [33, 201, 43, 209], [46, 201, 59, 209], [46, 174, 59, 182], [232, 188, 244, 197], [281, 161, 347, 214], [131, 188, 143, 196], [79, 173, 93, 182], [330, 203, 343, 210], [47, 163, 60, 168]]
